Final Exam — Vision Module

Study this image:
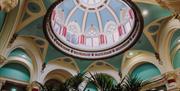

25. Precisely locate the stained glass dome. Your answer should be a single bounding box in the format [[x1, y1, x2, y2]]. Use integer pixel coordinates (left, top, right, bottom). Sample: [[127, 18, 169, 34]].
[[44, 0, 143, 59]]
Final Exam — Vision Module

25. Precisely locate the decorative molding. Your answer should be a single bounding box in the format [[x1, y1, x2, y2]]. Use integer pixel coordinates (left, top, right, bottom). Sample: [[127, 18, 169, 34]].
[[1, 56, 34, 82], [141, 69, 180, 91], [121, 50, 164, 77], [84, 61, 120, 82], [7, 33, 18, 48], [0, 0, 25, 57], [0, 77, 29, 85], [143, 16, 170, 52], [16, 0, 46, 32], [4, 36, 45, 82], [39, 57, 79, 83], [158, 17, 180, 72], [140, 75, 166, 91], [133, 0, 159, 5]]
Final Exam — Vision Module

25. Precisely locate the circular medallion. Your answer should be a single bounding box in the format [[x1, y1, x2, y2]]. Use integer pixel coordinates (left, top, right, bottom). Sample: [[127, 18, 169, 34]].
[[44, 0, 143, 59]]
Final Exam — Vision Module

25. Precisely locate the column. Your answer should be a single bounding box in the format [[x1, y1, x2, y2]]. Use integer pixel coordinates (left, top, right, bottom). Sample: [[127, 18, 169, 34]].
[[0, 0, 24, 65]]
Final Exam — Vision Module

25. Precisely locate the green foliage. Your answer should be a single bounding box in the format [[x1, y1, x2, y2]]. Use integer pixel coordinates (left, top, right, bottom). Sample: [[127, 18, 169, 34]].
[[88, 73, 115, 91], [88, 73, 147, 91], [121, 75, 146, 91], [64, 73, 84, 91], [37, 73, 147, 91]]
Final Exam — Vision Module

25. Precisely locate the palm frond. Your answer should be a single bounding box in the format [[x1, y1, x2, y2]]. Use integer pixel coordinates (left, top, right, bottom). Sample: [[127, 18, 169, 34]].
[[122, 74, 146, 91], [64, 73, 84, 91], [88, 73, 116, 91]]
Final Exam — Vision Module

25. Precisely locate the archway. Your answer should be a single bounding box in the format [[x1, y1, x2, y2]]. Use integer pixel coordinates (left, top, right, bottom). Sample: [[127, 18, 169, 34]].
[[0, 63, 30, 91], [131, 63, 161, 81]]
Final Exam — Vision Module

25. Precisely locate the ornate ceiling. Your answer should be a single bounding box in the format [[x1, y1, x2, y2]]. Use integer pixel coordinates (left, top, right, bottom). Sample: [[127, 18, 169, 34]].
[[0, 0, 172, 71], [44, 0, 143, 59]]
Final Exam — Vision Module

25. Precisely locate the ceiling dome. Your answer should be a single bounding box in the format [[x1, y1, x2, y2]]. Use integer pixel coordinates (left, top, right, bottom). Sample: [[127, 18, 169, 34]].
[[44, 0, 143, 59]]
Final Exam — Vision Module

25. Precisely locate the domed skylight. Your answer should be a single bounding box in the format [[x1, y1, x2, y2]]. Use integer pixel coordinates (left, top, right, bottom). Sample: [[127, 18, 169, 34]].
[[44, 0, 143, 59]]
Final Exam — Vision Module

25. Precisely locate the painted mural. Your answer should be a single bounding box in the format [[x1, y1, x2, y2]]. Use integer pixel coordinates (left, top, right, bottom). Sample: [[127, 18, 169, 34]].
[[44, 0, 143, 59]]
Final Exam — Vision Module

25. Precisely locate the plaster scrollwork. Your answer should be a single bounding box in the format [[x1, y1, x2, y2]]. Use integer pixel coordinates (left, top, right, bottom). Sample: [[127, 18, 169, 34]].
[[0, 0, 18, 12]]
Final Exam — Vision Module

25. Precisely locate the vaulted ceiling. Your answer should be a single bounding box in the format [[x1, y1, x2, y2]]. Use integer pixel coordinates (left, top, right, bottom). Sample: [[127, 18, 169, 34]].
[[0, 0, 172, 72]]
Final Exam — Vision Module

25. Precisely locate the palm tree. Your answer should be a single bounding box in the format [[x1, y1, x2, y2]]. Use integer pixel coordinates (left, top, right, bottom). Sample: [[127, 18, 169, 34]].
[[36, 72, 147, 91], [35, 73, 84, 91], [65, 73, 84, 91], [88, 73, 147, 91], [88, 73, 116, 91], [121, 75, 146, 91]]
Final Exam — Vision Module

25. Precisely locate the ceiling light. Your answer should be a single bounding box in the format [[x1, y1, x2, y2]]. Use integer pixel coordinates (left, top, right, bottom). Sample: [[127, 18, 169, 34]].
[[128, 52, 134, 56], [142, 9, 149, 17]]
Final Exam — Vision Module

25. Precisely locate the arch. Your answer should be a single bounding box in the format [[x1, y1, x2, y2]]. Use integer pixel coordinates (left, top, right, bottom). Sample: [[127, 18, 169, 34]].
[[4, 36, 45, 81], [0, 63, 30, 82], [121, 50, 164, 77], [40, 57, 79, 83], [8, 48, 32, 63], [157, 17, 180, 72], [1, 57, 34, 82], [131, 63, 161, 81], [43, 69, 72, 84], [85, 61, 120, 82]]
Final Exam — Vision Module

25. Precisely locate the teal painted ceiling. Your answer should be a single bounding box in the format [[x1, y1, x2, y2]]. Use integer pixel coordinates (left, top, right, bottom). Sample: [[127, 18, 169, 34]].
[[15, 1, 172, 72], [136, 3, 171, 26]]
